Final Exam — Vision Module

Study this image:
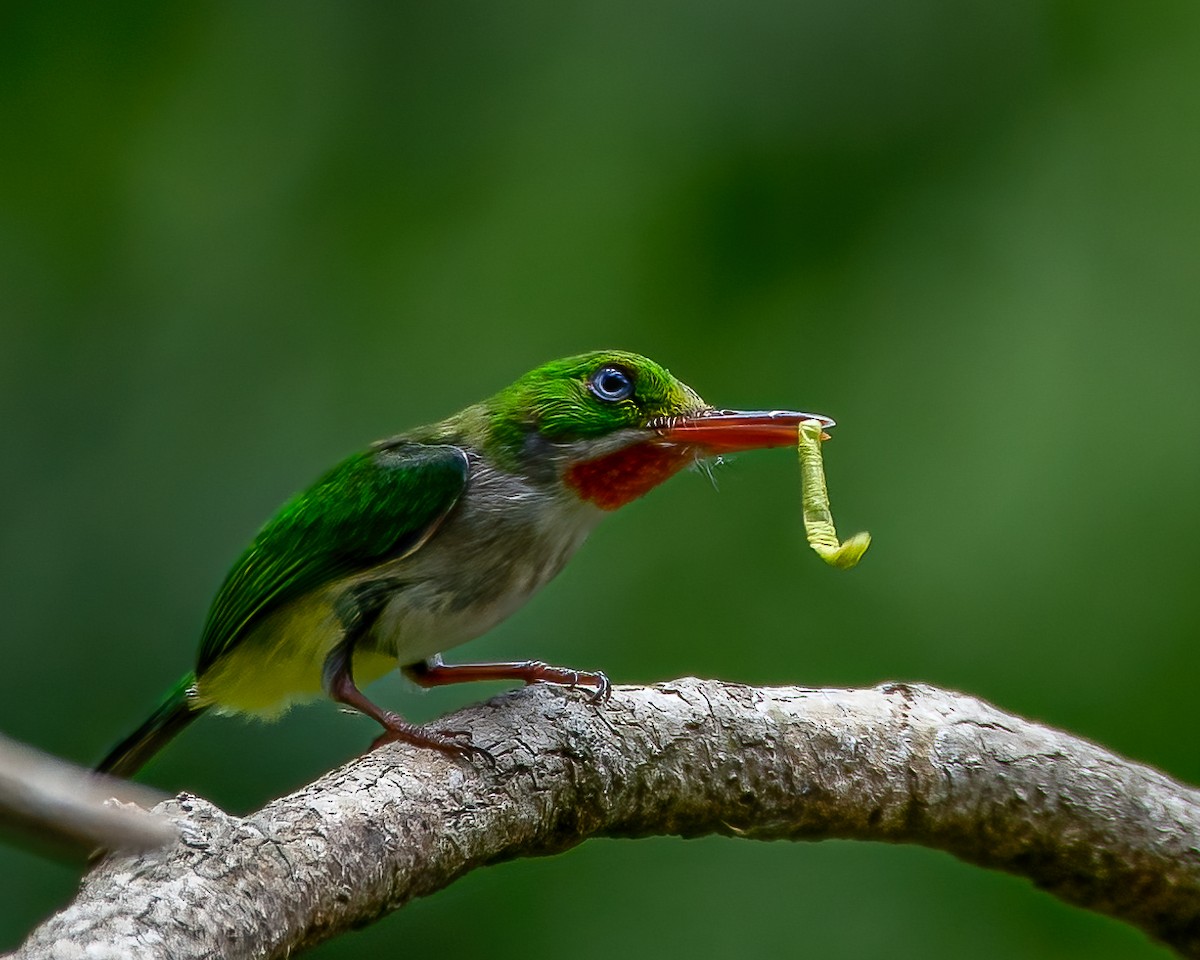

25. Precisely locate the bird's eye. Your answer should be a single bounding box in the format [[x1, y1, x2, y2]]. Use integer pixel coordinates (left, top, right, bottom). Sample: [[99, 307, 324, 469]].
[[589, 365, 635, 402]]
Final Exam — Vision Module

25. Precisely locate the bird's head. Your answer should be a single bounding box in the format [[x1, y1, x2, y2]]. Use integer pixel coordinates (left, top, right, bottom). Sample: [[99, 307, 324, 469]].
[[474, 350, 834, 510]]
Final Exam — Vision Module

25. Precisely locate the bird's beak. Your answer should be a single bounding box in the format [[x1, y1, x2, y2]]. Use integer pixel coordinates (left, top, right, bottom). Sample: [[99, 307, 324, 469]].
[[652, 409, 836, 454]]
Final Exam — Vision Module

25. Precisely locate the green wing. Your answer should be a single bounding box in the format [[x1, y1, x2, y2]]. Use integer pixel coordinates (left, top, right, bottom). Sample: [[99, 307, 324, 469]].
[[196, 442, 469, 674]]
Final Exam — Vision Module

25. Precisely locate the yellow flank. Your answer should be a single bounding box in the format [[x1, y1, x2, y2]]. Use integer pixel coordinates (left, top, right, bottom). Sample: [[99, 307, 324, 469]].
[[798, 421, 871, 570], [192, 591, 397, 718]]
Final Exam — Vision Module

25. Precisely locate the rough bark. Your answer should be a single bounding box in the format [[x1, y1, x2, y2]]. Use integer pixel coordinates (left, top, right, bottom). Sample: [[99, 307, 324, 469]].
[[13, 679, 1200, 959]]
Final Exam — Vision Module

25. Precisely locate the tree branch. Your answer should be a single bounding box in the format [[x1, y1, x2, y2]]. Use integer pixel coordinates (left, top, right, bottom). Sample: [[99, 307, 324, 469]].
[[0, 735, 174, 860], [12, 679, 1200, 959]]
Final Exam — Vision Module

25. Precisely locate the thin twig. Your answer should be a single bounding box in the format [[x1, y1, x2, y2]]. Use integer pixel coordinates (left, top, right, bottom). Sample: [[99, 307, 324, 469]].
[[0, 734, 174, 860]]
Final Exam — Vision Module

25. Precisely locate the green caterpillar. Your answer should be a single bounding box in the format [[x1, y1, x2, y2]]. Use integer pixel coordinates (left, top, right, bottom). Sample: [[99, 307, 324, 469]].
[[798, 421, 871, 570]]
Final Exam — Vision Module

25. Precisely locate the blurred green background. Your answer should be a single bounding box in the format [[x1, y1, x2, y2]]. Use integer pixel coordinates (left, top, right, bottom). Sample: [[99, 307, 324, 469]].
[[2, 1, 1198, 956]]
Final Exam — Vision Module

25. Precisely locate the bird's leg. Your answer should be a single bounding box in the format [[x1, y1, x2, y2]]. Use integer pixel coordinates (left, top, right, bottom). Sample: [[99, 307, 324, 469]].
[[325, 584, 490, 762], [404, 653, 612, 704], [324, 658, 488, 760]]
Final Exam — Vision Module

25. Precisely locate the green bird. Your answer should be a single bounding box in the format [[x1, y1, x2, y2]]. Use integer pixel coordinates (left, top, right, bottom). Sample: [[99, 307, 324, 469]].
[[96, 351, 833, 777]]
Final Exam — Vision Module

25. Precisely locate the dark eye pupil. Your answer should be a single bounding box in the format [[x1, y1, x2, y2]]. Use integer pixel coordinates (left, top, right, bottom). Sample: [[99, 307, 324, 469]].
[[593, 367, 632, 401]]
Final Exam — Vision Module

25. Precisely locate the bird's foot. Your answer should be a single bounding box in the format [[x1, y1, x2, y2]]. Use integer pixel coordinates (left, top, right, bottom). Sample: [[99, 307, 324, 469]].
[[404, 657, 613, 704], [518, 661, 612, 704], [368, 712, 493, 765], [571, 669, 612, 704]]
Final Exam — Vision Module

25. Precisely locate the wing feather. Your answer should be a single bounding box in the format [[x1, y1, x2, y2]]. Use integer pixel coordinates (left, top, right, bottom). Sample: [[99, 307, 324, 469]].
[[196, 442, 469, 673]]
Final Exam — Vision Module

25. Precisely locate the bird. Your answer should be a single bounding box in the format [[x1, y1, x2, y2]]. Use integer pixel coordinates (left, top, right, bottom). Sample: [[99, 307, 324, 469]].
[[96, 350, 834, 777]]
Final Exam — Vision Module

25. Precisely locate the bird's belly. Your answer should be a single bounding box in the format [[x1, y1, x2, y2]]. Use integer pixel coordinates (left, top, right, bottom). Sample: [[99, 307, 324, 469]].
[[192, 591, 397, 718], [366, 489, 601, 664], [369, 578, 540, 666], [195, 487, 601, 718]]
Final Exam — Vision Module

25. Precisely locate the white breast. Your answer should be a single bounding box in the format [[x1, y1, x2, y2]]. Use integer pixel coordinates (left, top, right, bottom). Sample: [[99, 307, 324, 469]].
[[366, 460, 603, 666]]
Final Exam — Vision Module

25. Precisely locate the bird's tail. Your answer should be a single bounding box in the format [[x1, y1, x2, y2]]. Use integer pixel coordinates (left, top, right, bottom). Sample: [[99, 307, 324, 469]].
[[95, 673, 205, 779]]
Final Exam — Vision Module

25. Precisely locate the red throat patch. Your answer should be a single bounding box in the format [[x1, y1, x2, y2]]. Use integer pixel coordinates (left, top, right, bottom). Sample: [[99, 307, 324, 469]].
[[565, 442, 693, 510]]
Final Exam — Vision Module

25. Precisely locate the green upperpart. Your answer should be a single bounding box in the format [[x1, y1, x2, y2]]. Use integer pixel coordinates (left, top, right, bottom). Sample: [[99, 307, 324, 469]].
[[475, 350, 707, 471], [197, 443, 469, 675]]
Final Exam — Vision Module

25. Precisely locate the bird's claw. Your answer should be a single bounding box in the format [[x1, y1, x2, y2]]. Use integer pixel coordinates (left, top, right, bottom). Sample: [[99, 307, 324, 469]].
[[368, 721, 494, 767], [586, 671, 612, 704], [523, 661, 611, 704], [428, 728, 494, 766]]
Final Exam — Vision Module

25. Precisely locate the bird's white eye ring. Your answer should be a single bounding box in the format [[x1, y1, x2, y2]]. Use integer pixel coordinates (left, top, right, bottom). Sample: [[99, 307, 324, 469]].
[[589, 365, 635, 402]]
